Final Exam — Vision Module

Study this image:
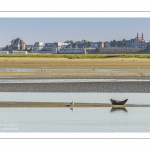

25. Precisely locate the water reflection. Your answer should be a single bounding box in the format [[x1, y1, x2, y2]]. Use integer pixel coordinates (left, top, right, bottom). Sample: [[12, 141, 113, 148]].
[[1, 107, 150, 132], [110, 107, 128, 113]]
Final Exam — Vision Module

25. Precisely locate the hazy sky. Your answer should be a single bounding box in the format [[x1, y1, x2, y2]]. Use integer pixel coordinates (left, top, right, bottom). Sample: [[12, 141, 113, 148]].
[[0, 18, 150, 47]]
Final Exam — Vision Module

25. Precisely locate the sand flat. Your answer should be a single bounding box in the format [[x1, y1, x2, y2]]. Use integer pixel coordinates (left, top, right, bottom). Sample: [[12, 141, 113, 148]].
[[0, 57, 150, 78], [0, 57, 150, 69]]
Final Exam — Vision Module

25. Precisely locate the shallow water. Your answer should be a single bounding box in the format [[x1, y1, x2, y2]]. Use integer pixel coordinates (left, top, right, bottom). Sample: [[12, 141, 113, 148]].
[[0, 107, 150, 132], [0, 79, 149, 83], [1, 68, 150, 73]]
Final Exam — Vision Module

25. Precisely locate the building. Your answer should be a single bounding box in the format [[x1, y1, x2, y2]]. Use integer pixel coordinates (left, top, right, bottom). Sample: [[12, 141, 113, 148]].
[[58, 43, 85, 54], [26, 45, 33, 50], [42, 42, 69, 53], [13, 51, 27, 54], [101, 42, 104, 48], [42, 43, 58, 53], [56, 42, 69, 51], [145, 40, 150, 47], [0, 51, 9, 54], [32, 42, 44, 50], [126, 33, 146, 48], [5, 45, 10, 50], [105, 41, 111, 48], [7, 38, 26, 50], [90, 42, 104, 48]]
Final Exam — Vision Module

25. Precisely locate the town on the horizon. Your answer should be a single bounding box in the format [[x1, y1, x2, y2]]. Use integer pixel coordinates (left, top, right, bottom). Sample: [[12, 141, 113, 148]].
[[1, 33, 150, 54]]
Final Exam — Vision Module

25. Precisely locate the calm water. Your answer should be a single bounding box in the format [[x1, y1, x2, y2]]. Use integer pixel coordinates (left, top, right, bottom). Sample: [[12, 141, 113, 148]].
[[0, 92, 150, 132], [0, 79, 150, 83], [0, 107, 150, 132], [1, 68, 150, 73]]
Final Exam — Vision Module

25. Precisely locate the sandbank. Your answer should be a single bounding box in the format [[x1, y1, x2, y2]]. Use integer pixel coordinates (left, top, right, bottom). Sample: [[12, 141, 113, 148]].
[[0, 101, 149, 107]]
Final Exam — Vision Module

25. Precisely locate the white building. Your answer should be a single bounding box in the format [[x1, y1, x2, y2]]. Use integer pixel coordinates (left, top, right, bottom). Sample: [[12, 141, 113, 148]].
[[42, 42, 69, 53], [13, 51, 27, 54], [42, 43, 57, 53], [56, 42, 69, 51], [0, 51, 9, 54], [32, 42, 44, 50], [58, 43, 85, 54]]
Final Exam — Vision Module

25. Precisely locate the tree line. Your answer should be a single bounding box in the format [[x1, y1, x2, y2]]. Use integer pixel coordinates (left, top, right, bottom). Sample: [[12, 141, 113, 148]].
[[65, 39, 128, 48]]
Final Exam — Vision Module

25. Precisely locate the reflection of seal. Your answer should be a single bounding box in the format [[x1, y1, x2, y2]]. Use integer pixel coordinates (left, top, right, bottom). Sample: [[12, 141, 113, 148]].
[[110, 107, 128, 113]]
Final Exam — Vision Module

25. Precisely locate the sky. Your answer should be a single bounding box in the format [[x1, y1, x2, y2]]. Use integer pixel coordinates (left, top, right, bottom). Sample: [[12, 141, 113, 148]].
[[0, 18, 150, 47]]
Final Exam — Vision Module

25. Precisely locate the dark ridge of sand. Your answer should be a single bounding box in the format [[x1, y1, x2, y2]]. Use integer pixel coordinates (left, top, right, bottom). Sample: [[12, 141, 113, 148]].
[[0, 81, 150, 92], [0, 101, 149, 107]]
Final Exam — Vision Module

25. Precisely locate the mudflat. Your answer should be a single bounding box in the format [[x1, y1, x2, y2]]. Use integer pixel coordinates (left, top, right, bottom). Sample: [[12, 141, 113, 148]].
[[0, 57, 150, 69], [0, 82, 149, 92], [0, 57, 150, 78]]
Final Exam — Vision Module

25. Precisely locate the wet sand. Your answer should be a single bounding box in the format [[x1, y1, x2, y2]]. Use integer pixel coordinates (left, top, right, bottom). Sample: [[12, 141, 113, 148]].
[[0, 57, 150, 79], [0, 57, 150, 107], [0, 57, 150, 78], [0, 57, 150, 92], [0, 101, 149, 107], [0, 81, 149, 92], [0, 72, 150, 79]]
